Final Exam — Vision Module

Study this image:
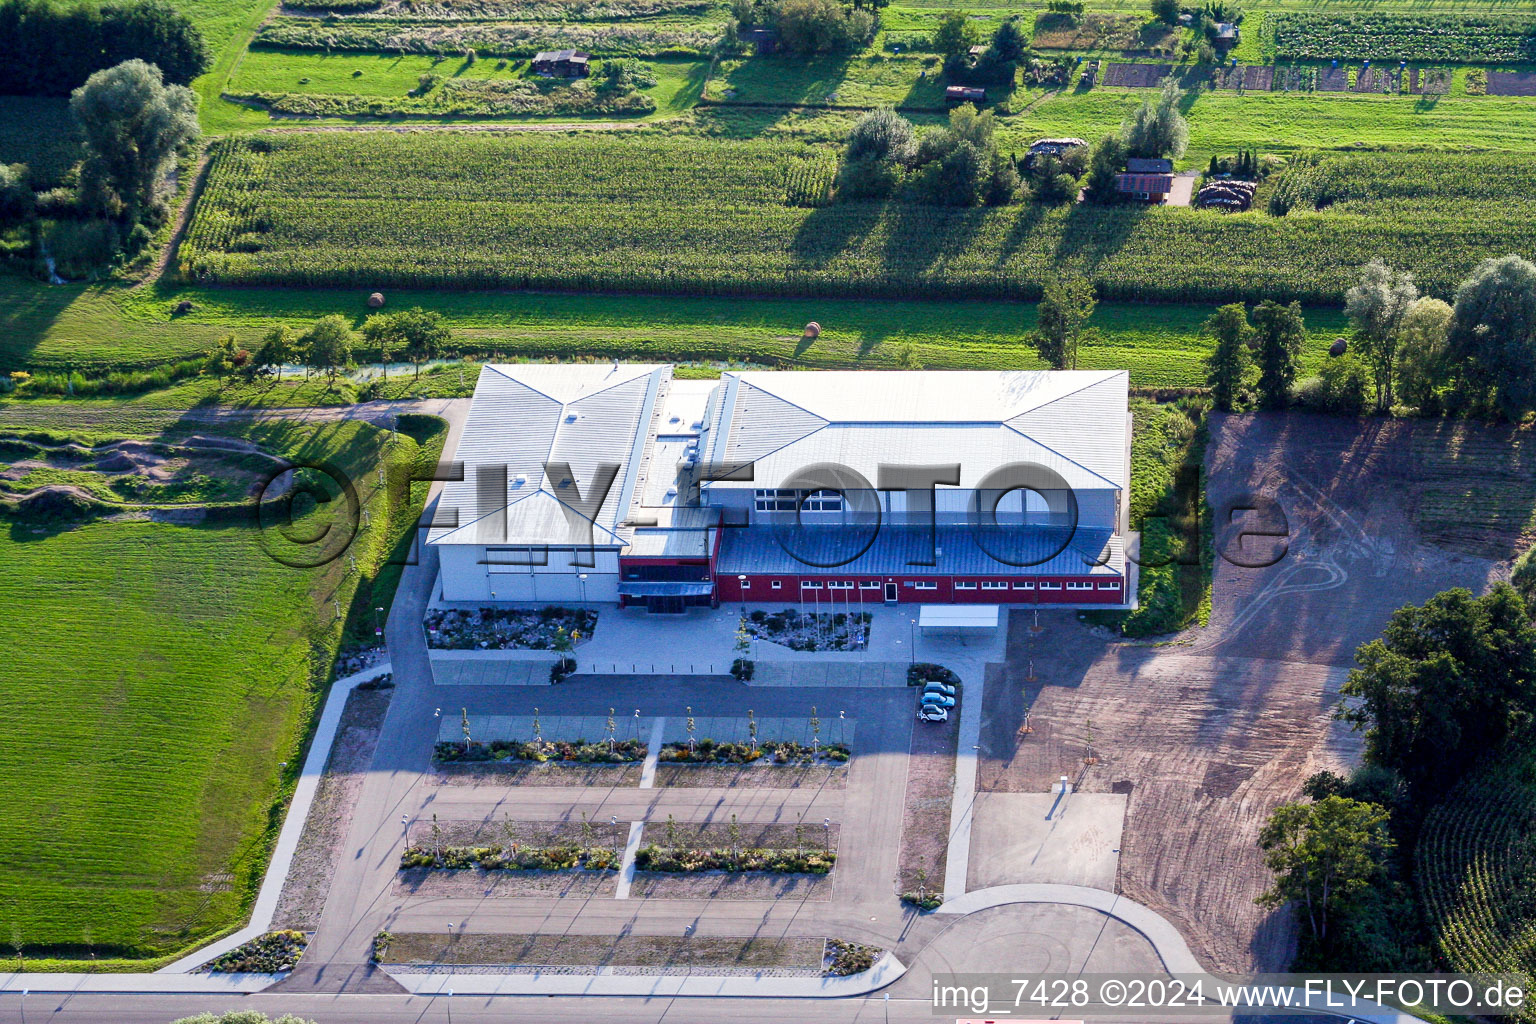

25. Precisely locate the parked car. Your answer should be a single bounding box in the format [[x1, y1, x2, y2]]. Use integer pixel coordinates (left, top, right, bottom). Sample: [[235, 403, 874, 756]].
[[921, 692, 956, 709], [923, 681, 956, 697], [917, 705, 949, 723]]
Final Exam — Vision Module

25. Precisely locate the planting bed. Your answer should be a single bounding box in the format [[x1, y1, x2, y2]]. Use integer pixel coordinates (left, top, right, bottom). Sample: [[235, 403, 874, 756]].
[[424, 605, 596, 649], [434, 737, 646, 763], [1488, 70, 1536, 96], [743, 608, 870, 652]]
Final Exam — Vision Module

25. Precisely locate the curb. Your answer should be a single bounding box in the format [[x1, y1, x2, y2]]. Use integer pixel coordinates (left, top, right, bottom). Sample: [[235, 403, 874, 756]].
[[384, 952, 906, 997]]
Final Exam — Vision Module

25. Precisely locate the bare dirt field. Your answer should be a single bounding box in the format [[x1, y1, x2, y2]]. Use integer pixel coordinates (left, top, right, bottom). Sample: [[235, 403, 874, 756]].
[[895, 692, 959, 897], [274, 684, 393, 930], [395, 867, 619, 899], [628, 871, 834, 901], [979, 412, 1519, 973]]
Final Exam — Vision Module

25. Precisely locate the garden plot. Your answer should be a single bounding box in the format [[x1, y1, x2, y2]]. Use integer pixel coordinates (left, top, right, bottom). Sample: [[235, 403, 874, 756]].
[[1210, 65, 1272, 91], [1488, 70, 1536, 95], [1409, 67, 1453, 94], [424, 606, 596, 649], [1100, 62, 1172, 88], [743, 608, 871, 652], [1315, 65, 1349, 91], [1354, 66, 1400, 94]]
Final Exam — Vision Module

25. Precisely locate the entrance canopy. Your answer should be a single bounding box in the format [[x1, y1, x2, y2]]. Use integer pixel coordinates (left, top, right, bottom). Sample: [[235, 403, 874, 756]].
[[918, 605, 999, 630], [617, 581, 716, 598]]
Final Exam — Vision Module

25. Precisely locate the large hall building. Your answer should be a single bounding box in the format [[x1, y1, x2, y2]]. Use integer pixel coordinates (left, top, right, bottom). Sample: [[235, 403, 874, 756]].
[[428, 364, 1133, 611]]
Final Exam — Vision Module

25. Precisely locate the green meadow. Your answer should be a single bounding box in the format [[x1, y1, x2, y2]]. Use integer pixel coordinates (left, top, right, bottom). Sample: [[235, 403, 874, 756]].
[[0, 415, 444, 965]]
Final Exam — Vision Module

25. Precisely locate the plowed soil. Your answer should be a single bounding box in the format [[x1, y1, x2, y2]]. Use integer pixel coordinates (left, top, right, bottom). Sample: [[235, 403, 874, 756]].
[[979, 411, 1518, 972]]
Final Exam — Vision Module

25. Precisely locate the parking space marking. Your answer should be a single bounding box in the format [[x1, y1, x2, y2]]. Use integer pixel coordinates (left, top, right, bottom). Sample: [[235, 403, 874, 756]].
[[614, 820, 645, 899]]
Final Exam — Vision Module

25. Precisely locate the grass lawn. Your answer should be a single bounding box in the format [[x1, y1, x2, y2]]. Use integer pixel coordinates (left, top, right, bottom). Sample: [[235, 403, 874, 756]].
[[0, 275, 1349, 386], [0, 415, 444, 965]]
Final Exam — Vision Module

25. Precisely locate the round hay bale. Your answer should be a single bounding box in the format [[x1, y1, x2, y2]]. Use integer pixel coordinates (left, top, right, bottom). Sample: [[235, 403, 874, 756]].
[[367, 292, 386, 309], [1329, 337, 1348, 357], [803, 321, 821, 338]]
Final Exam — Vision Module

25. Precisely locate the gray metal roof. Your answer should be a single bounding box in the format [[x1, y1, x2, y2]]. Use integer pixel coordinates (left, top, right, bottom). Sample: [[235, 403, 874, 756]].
[[715, 525, 1123, 577], [428, 363, 667, 547], [710, 370, 1129, 494]]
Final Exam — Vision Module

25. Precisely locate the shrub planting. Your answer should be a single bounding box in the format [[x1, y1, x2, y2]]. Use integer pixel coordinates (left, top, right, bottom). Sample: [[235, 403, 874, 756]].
[[634, 844, 835, 873], [400, 843, 619, 870], [434, 737, 645, 762], [203, 930, 307, 973], [658, 738, 849, 763]]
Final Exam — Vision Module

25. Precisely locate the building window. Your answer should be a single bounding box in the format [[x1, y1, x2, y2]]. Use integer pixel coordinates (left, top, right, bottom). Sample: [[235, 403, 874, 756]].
[[860, 582, 882, 590], [801, 581, 823, 589], [1066, 582, 1092, 591], [912, 581, 938, 591], [1012, 581, 1035, 590], [1040, 582, 1062, 591], [1098, 581, 1120, 590], [955, 582, 977, 590], [771, 580, 782, 590], [981, 581, 1008, 591], [754, 488, 844, 512], [740, 580, 751, 589], [828, 580, 854, 590]]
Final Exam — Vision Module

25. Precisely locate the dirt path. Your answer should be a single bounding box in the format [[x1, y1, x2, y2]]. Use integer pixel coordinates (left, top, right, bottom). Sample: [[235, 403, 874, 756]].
[[144, 152, 213, 286], [263, 120, 644, 133]]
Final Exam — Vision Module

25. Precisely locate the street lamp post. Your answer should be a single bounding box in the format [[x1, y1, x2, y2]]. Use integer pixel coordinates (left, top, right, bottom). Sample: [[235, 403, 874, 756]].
[[908, 617, 916, 665], [374, 605, 385, 638], [737, 574, 748, 619], [579, 573, 588, 614]]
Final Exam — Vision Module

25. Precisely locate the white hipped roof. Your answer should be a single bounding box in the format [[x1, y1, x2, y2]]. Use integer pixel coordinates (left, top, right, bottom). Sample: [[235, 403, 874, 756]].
[[430, 365, 1130, 551], [427, 363, 668, 547], [704, 369, 1129, 493]]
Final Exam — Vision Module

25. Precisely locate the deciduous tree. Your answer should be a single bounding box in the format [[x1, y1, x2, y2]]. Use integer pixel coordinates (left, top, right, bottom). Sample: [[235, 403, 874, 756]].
[[70, 59, 198, 223], [1344, 259, 1418, 410], [1029, 275, 1097, 370], [1258, 795, 1393, 946], [1251, 299, 1305, 407], [1120, 79, 1187, 160], [1445, 254, 1536, 418], [302, 314, 357, 384], [1338, 583, 1536, 801], [1203, 303, 1251, 411]]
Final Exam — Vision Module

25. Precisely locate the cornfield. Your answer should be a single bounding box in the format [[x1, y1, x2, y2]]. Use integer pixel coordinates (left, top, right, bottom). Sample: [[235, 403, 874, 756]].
[[180, 134, 1536, 304], [1417, 754, 1536, 1018]]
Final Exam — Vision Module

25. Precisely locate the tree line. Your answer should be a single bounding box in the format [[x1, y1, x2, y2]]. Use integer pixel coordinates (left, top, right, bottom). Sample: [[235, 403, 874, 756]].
[[1204, 253, 1536, 420], [0, 0, 207, 96], [203, 309, 453, 383]]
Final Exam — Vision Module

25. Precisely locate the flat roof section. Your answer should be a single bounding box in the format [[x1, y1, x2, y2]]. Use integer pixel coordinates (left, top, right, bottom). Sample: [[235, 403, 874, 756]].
[[919, 605, 999, 629]]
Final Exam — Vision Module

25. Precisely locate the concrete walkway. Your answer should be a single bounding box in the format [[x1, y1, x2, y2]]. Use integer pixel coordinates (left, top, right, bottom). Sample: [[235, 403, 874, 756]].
[[937, 884, 1204, 974], [387, 953, 906, 997]]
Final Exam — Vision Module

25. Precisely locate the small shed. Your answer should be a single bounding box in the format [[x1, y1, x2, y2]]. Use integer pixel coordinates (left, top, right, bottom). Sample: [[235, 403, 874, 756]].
[[945, 85, 987, 105], [741, 27, 778, 54], [531, 49, 591, 77], [1213, 22, 1239, 46], [968, 44, 987, 58], [1115, 172, 1174, 201]]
